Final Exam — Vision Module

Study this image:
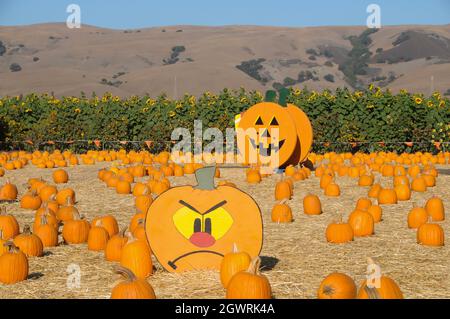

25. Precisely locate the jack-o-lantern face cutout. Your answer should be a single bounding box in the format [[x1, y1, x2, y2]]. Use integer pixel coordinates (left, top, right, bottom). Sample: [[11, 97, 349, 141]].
[[237, 89, 313, 168], [145, 166, 263, 272]]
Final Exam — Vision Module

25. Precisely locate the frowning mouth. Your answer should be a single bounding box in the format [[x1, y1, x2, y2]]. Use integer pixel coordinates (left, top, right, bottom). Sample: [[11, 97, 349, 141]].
[[168, 250, 224, 270], [249, 138, 285, 156]]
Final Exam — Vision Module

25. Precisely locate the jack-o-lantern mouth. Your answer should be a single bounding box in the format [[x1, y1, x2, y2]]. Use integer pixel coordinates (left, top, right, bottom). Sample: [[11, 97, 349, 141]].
[[167, 250, 224, 270], [249, 138, 285, 156]]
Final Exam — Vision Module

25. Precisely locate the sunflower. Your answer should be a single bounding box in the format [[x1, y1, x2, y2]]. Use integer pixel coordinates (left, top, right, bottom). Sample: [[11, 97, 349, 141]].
[[414, 97, 423, 104], [439, 100, 445, 108], [168, 110, 176, 117], [427, 101, 434, 107]]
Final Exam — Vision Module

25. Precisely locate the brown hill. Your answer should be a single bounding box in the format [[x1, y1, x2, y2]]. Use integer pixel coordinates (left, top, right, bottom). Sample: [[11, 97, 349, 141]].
[[0, 23, 450, 97]]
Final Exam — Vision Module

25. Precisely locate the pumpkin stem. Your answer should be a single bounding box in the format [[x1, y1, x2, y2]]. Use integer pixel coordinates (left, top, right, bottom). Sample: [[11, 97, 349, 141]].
[[194, 166, 216, 190], [22, 225, 32, 235], [247, 257, 261, 275], [278, 88, 289, 106], [114, 265, 137, 282], [232, 243, 238, 253], [40, 215, 48, 226], [3, 241, 19, 253], [264, 90, 277, 103], [0, 229, 3, 240], [364, 286, 381, 299]]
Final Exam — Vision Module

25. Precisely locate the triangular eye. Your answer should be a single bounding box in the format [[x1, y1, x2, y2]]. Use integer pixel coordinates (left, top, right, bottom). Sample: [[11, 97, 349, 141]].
[[255, 116, 264, 125], [270, 117, 279, 125]]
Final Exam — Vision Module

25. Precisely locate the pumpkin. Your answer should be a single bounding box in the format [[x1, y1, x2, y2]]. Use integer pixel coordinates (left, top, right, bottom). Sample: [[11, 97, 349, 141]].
[[246, 170, 262, 184], [0, 207, 20, 239], [0, 242, 29, 284], [324, 183, 340, 197], [357, 258, 403, 299], [284, 165, 296, 177], [394, 183, 411, 201], [411, 177, 427, 192], [88, 221, 110, 251], [326, 215, 354, 244], [91, 215, 119, 237], [62, 212, 90, 244], [132, 219, 147, 242], [425, 197, 445, 221], [407, 206, 428, 229], [358, 174, 374, 187], [0, 179, 18, 201], [135, 191, 153, 214], [56, 188, 76, 206], [13, 225, 44, 257], [274, 180, 292, 200], [110, 266, 156, 299], [237, 89, 312, 169], [53, 169, 69, 184], [377, 188, 397, 205], [20, 191, 42, 210], [320, 174, 333, 189], [39, 185, 58, 202], [367, 205, 382, 223], [356, 198, 372, 211], [226, 257, 272, 299], [116, 179, 132, 195], [318, 272, 357, 299], [145, 166, 263, 273], [132, 183, 149, 197], [417, 219, 444, 246], [422, 174, 436, 187], [105, 229, 129, 262], [368, 183, 382, 198], [152, 181, 170, 195], [120, 235, 153, 279], [35, 215, 58, 247], [271, 200, 293, 223], [303, 194, 322, 215], [56, 197, 78, 222], [220, 243, 252, 288], [348, 210, 374, 237]]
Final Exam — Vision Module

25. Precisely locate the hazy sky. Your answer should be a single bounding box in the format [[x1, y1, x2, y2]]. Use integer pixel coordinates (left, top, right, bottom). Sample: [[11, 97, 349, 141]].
[[0, 0, 449, 29]]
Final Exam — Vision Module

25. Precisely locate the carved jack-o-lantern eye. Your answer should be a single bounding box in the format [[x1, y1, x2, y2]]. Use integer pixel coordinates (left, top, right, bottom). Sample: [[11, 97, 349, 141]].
[[269, 117, 279, 126], [172, 200, 234, 242], [255, 117, 264, 125]]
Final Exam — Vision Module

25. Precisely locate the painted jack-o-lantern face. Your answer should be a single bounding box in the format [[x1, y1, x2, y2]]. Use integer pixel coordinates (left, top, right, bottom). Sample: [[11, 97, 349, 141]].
[[237, 89, 313, 168], [145, 167, 263, 272]]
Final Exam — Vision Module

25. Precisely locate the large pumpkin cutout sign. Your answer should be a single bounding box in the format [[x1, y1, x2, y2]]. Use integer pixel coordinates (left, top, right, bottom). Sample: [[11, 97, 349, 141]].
[[145, 166, 263, 273], [237, 89, 313, 168]]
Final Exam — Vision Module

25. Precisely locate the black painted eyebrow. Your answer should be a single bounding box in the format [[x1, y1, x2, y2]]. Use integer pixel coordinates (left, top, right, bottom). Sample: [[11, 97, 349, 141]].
[[204, 200, 227, 215], [178, 200, 201, 214], [178, 200, 228, 215]]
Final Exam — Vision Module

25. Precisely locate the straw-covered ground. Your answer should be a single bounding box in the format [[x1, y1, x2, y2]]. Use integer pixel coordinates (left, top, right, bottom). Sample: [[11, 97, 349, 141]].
[[0, 163, 448, 299]]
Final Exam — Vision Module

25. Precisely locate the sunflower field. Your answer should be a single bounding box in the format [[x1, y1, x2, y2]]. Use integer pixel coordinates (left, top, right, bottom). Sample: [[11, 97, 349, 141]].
[[0, 86, 448, 153]]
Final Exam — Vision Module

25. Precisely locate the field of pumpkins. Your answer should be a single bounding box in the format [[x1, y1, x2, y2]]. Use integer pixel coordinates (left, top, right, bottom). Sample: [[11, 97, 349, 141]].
[[0, 148, 448, 299]]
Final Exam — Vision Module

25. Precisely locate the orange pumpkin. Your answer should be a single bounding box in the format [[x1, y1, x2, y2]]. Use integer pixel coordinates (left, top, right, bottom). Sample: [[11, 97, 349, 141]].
[[226, 257, 272, 299], [357, 258, 403, 299], [110, 266, 156, 299], [271, 200, 293, 223], [220, 243, 251, 288], [326, 215, 354, 244], [348, 210, 374, 237], [303, 194, 322, 215], [318, 272, 357, 299], [425, 197, 445, 221]]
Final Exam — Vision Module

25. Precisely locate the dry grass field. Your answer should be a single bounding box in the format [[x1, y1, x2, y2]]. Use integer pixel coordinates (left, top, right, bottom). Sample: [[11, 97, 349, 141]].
[[0, 162, 448, 299]]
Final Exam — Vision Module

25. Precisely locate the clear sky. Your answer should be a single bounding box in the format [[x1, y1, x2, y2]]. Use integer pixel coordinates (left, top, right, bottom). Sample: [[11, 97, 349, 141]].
[[0, 0, 449, 29]]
